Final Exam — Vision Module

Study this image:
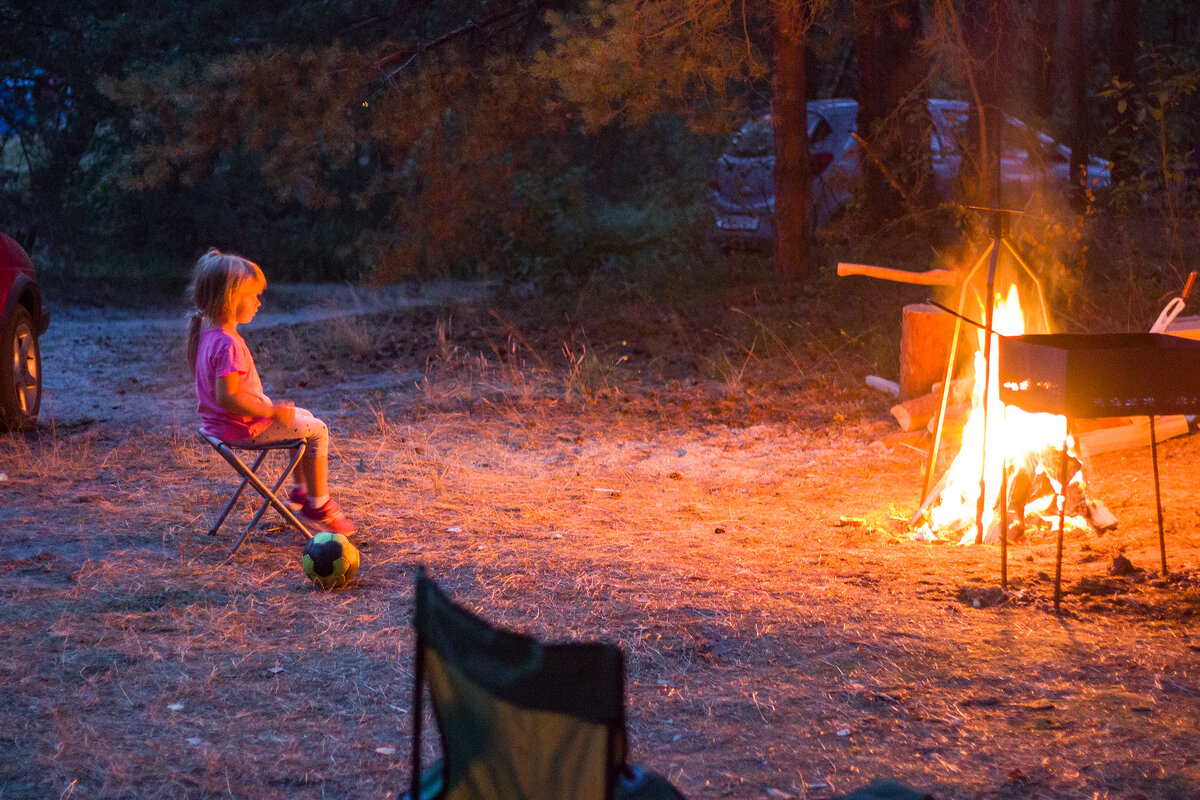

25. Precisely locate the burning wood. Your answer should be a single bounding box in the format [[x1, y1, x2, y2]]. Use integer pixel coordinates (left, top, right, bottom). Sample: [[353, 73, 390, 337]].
[[912, 437, 1113, 544], [909, 285, 1117, 545]]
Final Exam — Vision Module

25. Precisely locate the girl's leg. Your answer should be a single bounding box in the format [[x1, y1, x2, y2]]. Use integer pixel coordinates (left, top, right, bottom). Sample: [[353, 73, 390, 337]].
[[287, 411, 352, 533], [292, 409, 329, 499], [229, 410, 352, 533], [232, 410, 329, 497]]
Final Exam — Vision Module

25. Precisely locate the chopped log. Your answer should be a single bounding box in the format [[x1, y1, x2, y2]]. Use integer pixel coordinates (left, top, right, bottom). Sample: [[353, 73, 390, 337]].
[[1073, 416, 1135, 434], [899, 303, 959, 400], [890, 380, 972, 432], [1077, 415, 1192, 458], [1086, 499, 1119, 531], [926, 403, 972, 431], [930, 377, 973, 396], [865, 375, 900, 396]]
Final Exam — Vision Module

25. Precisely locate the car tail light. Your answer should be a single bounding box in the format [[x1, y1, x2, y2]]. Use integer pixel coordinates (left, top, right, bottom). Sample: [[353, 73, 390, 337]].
[[810, 151, 834, 176]]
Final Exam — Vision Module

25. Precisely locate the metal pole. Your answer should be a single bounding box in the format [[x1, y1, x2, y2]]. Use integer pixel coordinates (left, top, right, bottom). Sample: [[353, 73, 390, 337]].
[[1054, 428, 1069, 611], [975, 229, 1000, 545], [1149, 415, 1168, 574], [975, 0, 1008, 545], [916, 244, 993, 517], [1000, 456, 1009, 588]]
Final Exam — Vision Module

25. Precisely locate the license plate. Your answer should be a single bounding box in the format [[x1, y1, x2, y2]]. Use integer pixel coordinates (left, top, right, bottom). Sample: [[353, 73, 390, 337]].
[[717, 214, 759, 231]]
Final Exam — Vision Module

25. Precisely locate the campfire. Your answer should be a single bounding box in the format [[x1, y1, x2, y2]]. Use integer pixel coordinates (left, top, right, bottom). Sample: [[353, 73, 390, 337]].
[[837, 259, 1120, 548], [910, 285, 1107, 545], [844, 253, 1200, 575]]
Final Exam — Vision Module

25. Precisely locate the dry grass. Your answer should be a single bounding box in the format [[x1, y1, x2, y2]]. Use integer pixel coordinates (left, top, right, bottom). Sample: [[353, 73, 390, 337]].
[[1, 282, 1199, 800]]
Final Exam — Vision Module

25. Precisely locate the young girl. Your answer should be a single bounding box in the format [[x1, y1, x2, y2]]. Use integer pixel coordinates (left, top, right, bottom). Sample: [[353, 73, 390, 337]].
[[187, 248, 356, 535]]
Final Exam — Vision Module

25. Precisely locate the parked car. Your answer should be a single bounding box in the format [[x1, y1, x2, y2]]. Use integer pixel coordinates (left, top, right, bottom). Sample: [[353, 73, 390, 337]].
[[1, 232, 49, 431], [708, 98, 1112, 249]]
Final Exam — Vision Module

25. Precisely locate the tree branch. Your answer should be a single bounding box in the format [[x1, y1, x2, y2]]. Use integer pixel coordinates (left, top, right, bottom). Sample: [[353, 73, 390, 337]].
[[376, 0, 545, 82]]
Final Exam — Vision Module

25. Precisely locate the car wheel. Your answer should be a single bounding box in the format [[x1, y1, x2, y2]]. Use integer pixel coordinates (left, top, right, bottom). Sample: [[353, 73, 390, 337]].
[[1, 305, 41, 432]]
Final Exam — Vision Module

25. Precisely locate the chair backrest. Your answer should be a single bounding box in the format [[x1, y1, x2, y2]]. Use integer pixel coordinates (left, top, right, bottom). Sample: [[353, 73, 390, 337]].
[[412, 572, 627, 800]]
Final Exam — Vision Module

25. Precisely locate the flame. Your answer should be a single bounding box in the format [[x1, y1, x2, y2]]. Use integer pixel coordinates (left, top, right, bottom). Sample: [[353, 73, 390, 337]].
[[922, 285, 1076, 543]]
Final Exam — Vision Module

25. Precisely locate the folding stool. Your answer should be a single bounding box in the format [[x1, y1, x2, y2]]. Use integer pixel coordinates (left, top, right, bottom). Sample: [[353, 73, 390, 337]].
[[197, 429, 312, 553]]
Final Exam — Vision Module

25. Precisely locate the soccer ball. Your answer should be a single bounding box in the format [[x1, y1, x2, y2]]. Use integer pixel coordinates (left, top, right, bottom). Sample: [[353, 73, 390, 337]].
[[301, 532, 360, 589]]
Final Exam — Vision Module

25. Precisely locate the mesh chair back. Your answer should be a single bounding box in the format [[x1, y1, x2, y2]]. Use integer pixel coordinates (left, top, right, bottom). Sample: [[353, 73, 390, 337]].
[[413, 574, 626, 800]]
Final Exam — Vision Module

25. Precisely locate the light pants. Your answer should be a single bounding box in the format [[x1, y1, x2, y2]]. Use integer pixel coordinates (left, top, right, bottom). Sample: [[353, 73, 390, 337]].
[[228, 407, 329, 463]]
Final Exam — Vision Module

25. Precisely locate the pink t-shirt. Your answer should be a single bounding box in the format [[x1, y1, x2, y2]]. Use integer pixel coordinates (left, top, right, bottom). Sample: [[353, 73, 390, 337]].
[[195, 327, 272, 441]]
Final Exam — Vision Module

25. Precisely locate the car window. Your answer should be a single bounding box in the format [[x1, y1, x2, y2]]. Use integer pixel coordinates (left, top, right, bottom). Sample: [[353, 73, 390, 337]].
[[809, 115, 833, 145], [728, 117, 773, 158]]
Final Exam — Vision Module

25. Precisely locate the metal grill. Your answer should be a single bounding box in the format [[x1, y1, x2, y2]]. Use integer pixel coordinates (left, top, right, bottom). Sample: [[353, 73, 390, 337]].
[[998, 332, 1200, 418]]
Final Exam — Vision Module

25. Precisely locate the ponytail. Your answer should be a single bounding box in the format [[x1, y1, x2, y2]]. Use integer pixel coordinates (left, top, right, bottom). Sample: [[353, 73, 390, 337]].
[[186, 310, 203, 372]]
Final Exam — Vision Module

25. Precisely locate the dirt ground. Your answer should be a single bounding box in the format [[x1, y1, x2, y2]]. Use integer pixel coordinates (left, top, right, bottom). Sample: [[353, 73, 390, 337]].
[[1, 281, 1198, 800]]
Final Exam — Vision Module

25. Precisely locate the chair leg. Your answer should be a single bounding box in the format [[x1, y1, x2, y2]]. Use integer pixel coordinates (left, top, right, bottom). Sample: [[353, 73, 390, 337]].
[[410, 632, 425, 800], [213, 444, 313, 554], [207, 449, 269, 536], [241, 444, 306, 537]]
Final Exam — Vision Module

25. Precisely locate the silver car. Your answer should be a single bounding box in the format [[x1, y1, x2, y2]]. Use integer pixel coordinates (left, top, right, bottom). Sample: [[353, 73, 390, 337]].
[[708, 98, 1112, 249]]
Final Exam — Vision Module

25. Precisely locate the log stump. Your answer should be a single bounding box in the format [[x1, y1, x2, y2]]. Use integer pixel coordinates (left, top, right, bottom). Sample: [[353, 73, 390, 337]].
[[899, 303, 957, 401]]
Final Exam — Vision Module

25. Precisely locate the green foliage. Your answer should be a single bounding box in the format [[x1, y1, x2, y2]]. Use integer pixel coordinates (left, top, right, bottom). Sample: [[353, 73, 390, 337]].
[[7, 0, 1199, 299], [3, 1, 788, 289], [534, 0, 766, 133]]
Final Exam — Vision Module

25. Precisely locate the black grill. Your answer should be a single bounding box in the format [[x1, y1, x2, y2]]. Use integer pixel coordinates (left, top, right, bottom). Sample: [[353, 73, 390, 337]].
[[998, 332, 1200, 418]]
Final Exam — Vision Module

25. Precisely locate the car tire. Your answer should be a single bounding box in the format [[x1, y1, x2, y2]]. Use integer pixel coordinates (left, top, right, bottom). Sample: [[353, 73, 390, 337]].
[[1, 304, 41, 432]]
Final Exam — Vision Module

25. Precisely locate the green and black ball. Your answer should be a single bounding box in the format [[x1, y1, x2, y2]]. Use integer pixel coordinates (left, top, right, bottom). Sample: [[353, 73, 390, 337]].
[[301, 532, 360, 589]]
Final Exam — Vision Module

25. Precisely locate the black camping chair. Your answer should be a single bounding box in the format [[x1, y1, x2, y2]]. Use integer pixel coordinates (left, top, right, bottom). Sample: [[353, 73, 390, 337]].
[[835, 780, 935, 800], [406, 569, 685, 800]]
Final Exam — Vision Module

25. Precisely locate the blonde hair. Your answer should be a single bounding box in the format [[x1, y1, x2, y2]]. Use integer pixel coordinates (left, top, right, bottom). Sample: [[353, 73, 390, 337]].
[[186, 248, 266, 370]]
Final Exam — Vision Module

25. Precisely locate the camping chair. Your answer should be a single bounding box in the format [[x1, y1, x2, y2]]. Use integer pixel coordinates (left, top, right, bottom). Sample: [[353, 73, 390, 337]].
[[406, 568, 685, 800], [196, 429, 312, 553]]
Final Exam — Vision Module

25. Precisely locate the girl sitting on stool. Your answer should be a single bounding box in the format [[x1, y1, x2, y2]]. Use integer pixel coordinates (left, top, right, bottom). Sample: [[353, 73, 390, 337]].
[[186, 248, 356, 535]]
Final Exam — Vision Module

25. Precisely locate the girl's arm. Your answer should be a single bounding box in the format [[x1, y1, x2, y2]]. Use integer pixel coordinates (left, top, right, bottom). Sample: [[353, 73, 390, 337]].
[[215, 372, 295, 423]]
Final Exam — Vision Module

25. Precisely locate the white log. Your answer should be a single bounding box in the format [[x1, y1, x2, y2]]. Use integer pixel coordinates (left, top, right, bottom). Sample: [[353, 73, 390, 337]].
[[865, 375, 900, 397]]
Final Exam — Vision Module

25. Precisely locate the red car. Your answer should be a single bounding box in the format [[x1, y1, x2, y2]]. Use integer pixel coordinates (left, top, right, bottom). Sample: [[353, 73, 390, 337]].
[[1, 232, 49, 431]]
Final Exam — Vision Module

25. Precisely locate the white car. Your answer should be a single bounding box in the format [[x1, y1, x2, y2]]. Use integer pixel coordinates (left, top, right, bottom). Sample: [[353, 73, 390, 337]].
[[708, 98, 1112, 248]]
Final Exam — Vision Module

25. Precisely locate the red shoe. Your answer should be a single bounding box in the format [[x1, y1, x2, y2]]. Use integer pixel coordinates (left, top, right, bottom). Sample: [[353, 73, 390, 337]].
[[286, 486, 308, 512], [301, 498, 356, 535]]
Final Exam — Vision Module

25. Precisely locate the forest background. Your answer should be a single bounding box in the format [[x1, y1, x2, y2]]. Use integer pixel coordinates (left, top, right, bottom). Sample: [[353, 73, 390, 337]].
[[1, 0, 1197, 307]]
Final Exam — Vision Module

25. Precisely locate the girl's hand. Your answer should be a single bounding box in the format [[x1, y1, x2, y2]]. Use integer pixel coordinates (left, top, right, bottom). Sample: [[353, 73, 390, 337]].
[[272, 401, 296, 425]]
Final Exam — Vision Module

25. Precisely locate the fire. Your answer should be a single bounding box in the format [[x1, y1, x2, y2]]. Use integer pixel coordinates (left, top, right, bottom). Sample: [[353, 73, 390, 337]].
[[917, 286, 1090, 544]]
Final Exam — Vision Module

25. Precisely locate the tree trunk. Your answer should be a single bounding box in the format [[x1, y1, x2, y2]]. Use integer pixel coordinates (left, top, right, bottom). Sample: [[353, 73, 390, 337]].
[[1109, 0, 1139, 187], [961, 0, 1008, 208], [1031, 0, 1058, 119], [853, 0, 930, 225], [772, 1, 811, 283], [1066, 0, 1089, 206], [854, 0, 885, 216]]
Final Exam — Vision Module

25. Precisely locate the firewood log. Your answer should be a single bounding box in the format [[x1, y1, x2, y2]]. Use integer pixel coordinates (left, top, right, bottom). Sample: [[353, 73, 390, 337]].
[[1076, 415, 1191, 458], [865, 375, 900, 396], [899, 303, 959, 400], [890, 380, 972, 432]]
